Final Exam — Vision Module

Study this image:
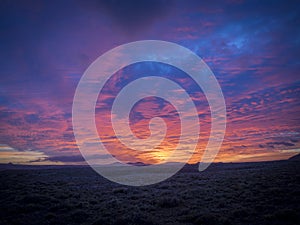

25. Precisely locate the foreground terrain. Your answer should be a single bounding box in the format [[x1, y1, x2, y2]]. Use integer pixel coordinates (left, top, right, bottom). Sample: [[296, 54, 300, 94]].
[[0, 160, 299, 225]]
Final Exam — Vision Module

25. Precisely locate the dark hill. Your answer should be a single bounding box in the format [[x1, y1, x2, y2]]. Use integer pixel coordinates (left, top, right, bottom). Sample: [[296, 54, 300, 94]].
[[289, 153, 300, 161]]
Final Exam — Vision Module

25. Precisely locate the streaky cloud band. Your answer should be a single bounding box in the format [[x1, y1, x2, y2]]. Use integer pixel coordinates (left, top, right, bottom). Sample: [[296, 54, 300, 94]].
[[72, 40, 226, 186]]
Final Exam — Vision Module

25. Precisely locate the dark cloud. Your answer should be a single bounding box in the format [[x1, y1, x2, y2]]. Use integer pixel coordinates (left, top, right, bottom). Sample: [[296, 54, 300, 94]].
[[47, 155, 85, 163], [95, 0, 173, 32], [33, 154, 112, 163], [267, 142, 295, 147], [24, 114, 40, 124]]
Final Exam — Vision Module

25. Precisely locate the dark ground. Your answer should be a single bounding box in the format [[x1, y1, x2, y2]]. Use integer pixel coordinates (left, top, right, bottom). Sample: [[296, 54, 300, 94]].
[[0, 160, 299, 225]]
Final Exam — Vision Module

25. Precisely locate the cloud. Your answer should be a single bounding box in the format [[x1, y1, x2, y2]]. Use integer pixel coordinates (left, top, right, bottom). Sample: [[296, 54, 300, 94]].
[[0, 144, 16, 152], [42, 155, 85, 163], [93, 0, 173, 33], [0, 0, 299, 164], [267, 142, 295, 147], [0, 145, 48, 164]]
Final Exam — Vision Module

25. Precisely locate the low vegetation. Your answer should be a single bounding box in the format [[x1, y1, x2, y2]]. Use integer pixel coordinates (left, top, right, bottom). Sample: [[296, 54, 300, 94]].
[[0, 161, 299, 224]]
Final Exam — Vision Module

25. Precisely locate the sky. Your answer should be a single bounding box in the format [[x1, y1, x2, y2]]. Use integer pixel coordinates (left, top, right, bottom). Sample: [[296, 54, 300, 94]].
[[0, 0, 300, 165]]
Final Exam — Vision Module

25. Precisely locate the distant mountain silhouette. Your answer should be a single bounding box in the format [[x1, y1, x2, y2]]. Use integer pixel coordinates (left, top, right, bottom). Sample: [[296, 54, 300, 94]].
[[288, 153, 300, 161], [126, 162, 149, 166]]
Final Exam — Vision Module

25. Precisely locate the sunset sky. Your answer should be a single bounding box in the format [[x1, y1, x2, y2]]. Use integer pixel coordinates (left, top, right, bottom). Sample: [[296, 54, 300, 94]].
[[0, 0, 299, 165]]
